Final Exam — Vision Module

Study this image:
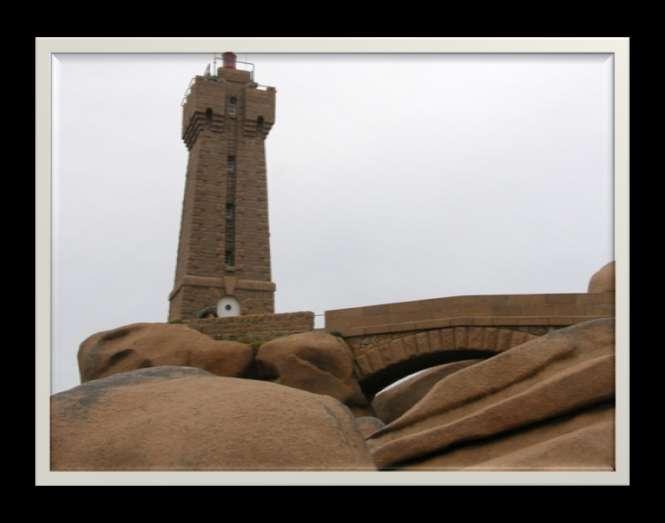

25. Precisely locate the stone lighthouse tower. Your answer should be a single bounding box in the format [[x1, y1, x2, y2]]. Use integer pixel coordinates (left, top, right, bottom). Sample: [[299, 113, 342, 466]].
[[168, 52, 276, 321]]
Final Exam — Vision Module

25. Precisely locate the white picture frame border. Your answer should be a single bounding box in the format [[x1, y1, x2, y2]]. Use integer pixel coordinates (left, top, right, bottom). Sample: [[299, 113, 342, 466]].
[[35, 36, 629, 486]]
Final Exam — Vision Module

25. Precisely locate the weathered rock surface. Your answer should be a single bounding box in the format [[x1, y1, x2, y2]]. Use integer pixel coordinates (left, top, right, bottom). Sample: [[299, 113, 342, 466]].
[[367, 319, 615, 470], [403, 403, 614, 470], [354, 416, 386, 438], [588, 261, 615, 293], [256, 331, 370, 415], [51, 366, 376, 471], [78, 322, 253, 382], [372, 359, 482, 424]]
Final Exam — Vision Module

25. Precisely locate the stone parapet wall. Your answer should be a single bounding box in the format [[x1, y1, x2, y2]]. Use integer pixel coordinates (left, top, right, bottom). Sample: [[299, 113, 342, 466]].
[[325, 293, 614, 337], [185, 311, 314, 345]]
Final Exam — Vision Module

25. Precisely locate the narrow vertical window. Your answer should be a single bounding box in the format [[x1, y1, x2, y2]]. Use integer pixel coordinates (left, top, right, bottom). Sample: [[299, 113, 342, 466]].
[[224, 155, 237, 267], [228, 96, 237, 117], [225, 250, 234, 266], [257, 116, 264, 133]]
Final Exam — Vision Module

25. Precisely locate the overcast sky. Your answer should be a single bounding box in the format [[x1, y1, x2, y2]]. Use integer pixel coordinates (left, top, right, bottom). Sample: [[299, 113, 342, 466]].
[[52, 53, 613, 393]]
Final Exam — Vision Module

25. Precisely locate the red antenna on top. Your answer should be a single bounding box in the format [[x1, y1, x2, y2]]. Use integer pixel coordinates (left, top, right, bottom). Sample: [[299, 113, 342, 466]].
[[222, 52, 237, 69]]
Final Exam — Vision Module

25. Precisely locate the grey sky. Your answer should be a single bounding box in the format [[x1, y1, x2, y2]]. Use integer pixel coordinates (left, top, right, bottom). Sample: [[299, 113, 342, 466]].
[[52, 53, 614, 393]]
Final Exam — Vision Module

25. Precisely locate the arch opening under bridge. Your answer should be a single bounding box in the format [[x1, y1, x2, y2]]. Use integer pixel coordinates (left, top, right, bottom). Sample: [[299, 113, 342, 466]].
[[351, 325, 542, 398], [359, 348, 496, 398]]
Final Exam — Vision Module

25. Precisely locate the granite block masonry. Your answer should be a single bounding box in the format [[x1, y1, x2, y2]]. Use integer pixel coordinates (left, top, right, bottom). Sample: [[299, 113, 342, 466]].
[[169, 52, 277, 321]]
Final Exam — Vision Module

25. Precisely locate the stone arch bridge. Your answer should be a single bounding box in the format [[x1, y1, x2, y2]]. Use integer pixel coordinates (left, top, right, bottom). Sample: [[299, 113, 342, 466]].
[[324, 292, 614, 396]]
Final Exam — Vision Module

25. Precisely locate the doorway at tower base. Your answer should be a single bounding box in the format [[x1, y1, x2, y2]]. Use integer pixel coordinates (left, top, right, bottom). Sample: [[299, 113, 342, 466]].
[[184, 311, 314, 346]]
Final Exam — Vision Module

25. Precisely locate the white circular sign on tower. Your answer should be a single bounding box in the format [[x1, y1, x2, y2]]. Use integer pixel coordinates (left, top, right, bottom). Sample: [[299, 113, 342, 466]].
[[217, 296, 241, 317]]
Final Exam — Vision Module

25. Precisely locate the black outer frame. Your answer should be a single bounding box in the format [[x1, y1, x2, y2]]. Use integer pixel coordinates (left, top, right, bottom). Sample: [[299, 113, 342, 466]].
[[22, 14, 649, 503]]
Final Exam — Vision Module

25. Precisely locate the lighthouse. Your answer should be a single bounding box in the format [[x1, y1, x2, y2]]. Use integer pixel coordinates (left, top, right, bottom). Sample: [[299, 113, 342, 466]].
[[168, 53, 277, 320]]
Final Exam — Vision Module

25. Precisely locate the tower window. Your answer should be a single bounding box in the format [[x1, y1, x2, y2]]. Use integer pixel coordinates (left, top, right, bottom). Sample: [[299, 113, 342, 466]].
[[257, 116, 264, 132], [225, 203, 235, 219], [205, 108, 213, 123], [225, 154, 237, 267], [228, 96, 237, 116], [225, 250, 235, 266]]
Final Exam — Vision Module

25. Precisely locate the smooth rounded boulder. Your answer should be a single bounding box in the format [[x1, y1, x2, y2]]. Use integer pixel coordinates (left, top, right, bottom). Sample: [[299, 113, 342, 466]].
[[51, 366, 376, 471], [372, 359, 482, 424], [256, 331, 370, 415], [403, 403, 614, 470], [588, 261, 615, 293], [78, 322, 254, 382], [354, 416, 386, 438]]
